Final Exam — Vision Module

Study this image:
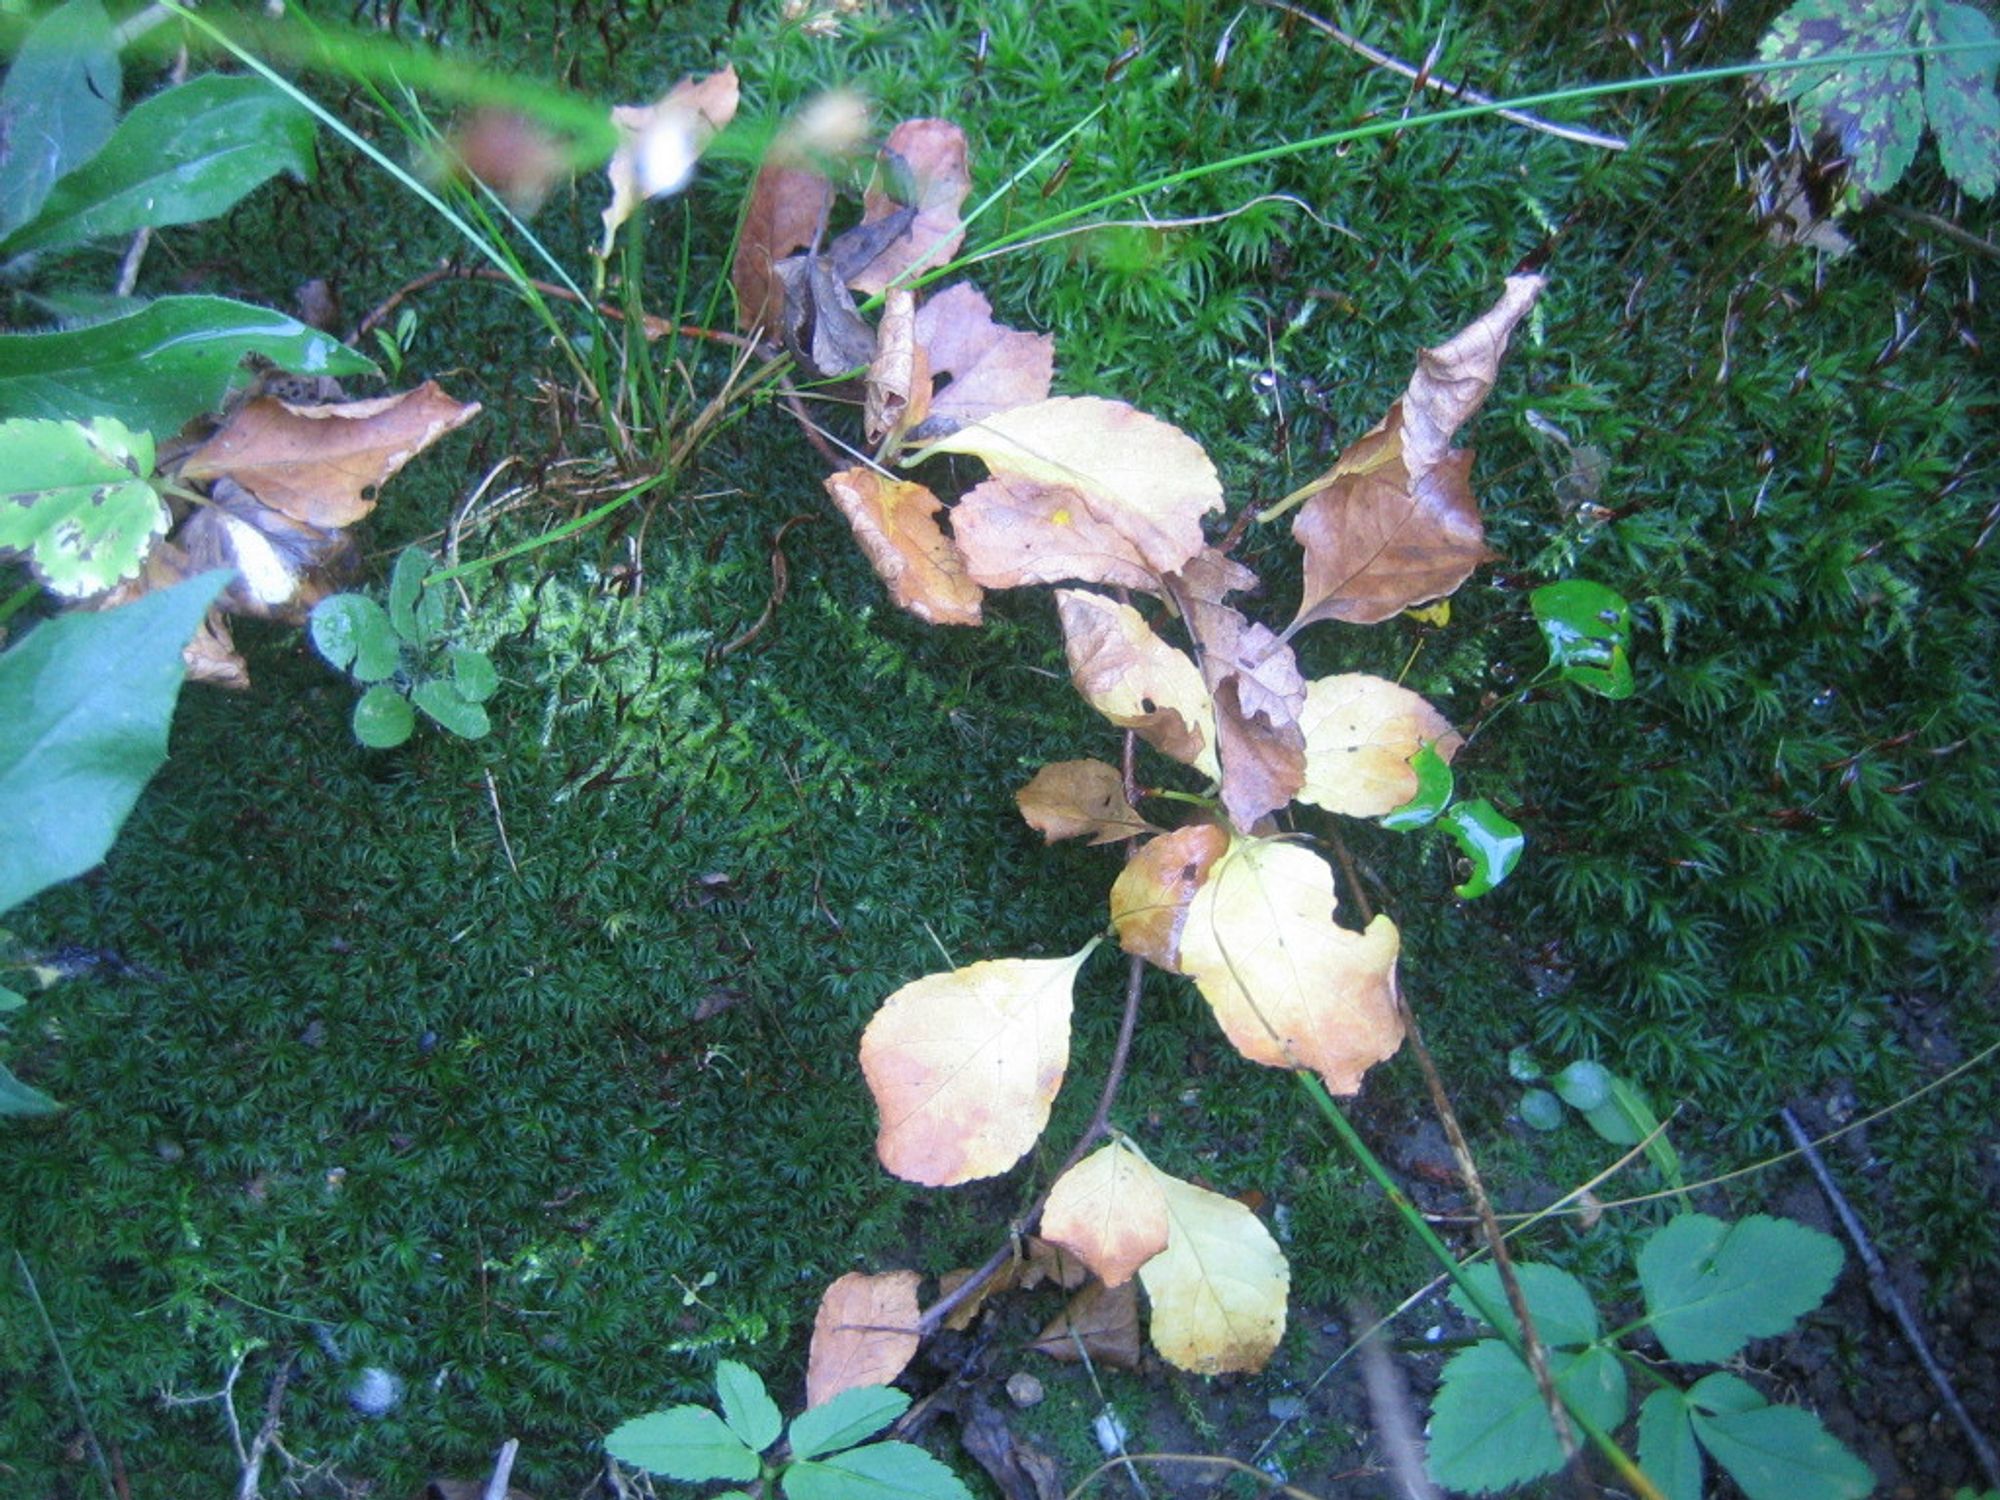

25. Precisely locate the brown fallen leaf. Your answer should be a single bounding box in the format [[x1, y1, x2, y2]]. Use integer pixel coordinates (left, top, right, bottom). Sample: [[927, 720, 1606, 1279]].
[[1017, 1235, 1090, 1291], [806, 1269, 922, 1409], [178, 476, 357, 625], [179, 382, 482, 529], [1015, 759, 1158, 846], [1196, 607, 1307, 832], [823, 468, 983, 626], [774, 253, 879, 379], [910, 283, 1054, 441], [1401, 273, 1544, 477], [732, 161, 836, 335], [938, 1260, 1022, 1333], [864, 288, 931, 448], [955, 1389, 1066, 1500], [953, 473, 1158, 593], [1055, 590, 1215, 774], [1030, 1279, 1144, 1371], [1164, 547, 1259, 644], [599, 65, 740, 254], [846, 119, 971, 295], [1108, 822, 1230, 973], [449, 109, 568, 218]]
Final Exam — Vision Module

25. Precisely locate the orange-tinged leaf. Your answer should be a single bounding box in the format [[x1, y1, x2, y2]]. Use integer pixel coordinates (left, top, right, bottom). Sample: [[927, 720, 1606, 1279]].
[[1055, 590, 1215, 775], [952, 474, 1157, 593], [911, 283, 1053, 440], [599, 65, 739, 254], [1108, 822, 1229, 973], [179, 382, 481, 529], [1297, 674, 1463, 818], [864, 288, 931, 448], [859, 947, 1090, 1186], [806, 1270, 921, 1409], [846, 119, 971, 295], [1137, 1166, 1288, 1375], [823, 468, 983, 627], [1030, 1279, 1143, 1370], [732, 160, 835, 335], [1178, 835, 1404, 1095], [913, 398, 1220, 576], [1040, 1141, 1169, 1287], [1015, 760, 1158, 846]]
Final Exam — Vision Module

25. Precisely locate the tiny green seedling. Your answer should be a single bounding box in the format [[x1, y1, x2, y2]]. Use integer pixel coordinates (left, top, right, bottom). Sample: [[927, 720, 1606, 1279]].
[[1508, 1048, 1687, 1201], [607, 1362, 974, 1500], [309, 546, 497, 749]]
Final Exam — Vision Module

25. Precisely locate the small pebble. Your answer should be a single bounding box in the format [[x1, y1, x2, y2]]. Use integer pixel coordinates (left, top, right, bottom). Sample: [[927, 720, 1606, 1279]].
[[1267, 1395, 1307, 1422], [1092, 1407, 1129, 1456], [349, 1366, 403, 1417], [1005, 1372, 1044, 1408]]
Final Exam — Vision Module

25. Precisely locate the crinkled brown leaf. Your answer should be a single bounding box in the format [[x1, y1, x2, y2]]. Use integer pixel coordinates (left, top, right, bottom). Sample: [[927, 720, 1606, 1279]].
[[938, 1261, 1021, 1332], [1018, 1236, 1090, 1291], [178, 476, 356, 625], [806, 1269, 921, 1409], [600, 65, 739, 254], [732, 161, 835, 335], [846, 119, 971, 295], [954, 474, 1157, 593], [1015, 759, 1158, 846], [1040, 1140, 1169, 1287], [1165, 547, 1259, 645], [824, 467, 983, 627], [955, 1390, 1066, 1500], [179, 381, 481, 529], [775, 253, 878, 379], [1195, 607, 1306, 832], [1030, 1278, 1144, 1371], [1296, 673, 1463, 818], [1108, 822, 1230, 973], [88, 538, 249, 689], [910, 282, 1054, 440], [1055, 589, 1215, 774], [865, 288, 931, 447], [1402, 274, 1544, 474]]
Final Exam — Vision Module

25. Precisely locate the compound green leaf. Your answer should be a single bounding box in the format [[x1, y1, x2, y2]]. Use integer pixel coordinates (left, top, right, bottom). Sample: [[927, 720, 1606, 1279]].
[[787, 1385, 910, 1461], [1552, 1059, 1613, 1112], [1448, 1261, 1602, 1349], [1637, 1387, 1703, 1500], [1758, 0, 1924, 197], [351, 683, 415, 749], [0, 295, 375, 431], [1531, 578, 1635, 699], [784, 1442, 974, 1500], [310, 595, 402, 683], [1426, 1341, 1628, 1495], [0, 1057, 61, 1116], [0, 415, 167, 596], [1638, 1213, 1845, 1364], [605, 1405, 761, 1483], [1379, 740, 1454, 831], [714, 1360, 782, 1454], [412, 679, 490, 739], [1443, 799, 1524, 898], [0, 0, 120, 237], [450, 648, 498, 703], [1687, 1370, 1768, 1416], [1922, 1, 2000, 198], [1689, 1384, 1874, 1500], [0, 75, 316, 257], [0, 571, 226, 914]]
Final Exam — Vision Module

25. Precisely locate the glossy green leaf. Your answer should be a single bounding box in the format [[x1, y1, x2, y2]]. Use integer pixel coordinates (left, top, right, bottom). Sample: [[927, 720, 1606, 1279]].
[[784, 1442, 975, 1500], [1922, 2, 2000, 199], [0, 415, 167, 596], [0, 571, 227, 914], [0, 295, 375, 431], [1758, 0, 1924, 197], [1638, 1213, 1844, 1364], [1443, 798, 1524, 898], [412, 678, 490, 739], [351, 684, 415, 749], [1637, 1387, 1703, 1500], [0, 1057, 61, 1116], [0, 75, 316, 256], [1379, 741, 1454, 831], [0, 0, 120, 237], [1449, 1261, 1602, 1349], [605, 1405, 761, 1483], [388, 545, 429, 641], [450, 648, 498, 703], [310, 595, 403, 683], [787, 1386, 910, 1461], [1552, 1059, 1612, 1112], [1531, 578, 1634, 699], [1426, 1341, 1628, 1495], [1687, 1374, 1873, 1500], [1519, 1087, 1565, 1131], [714, 1359, 782, 1454]]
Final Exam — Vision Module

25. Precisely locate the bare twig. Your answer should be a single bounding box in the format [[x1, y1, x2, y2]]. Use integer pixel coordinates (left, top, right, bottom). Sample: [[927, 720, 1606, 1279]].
[[347, 263, 755, 348], [482, 1438, 522, 1500], [1880, 202, 2000, 261], [483, 769, 520, 877], [1780, 1107, 2000, 1490], [14, 1251, 117, 1500], [717, 514, 815, 660], [233, 1350, 297, 1500]]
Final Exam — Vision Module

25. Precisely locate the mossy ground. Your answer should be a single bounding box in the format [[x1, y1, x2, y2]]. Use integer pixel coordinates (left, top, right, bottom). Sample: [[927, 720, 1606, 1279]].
[[3, 0, 1996, 1494]]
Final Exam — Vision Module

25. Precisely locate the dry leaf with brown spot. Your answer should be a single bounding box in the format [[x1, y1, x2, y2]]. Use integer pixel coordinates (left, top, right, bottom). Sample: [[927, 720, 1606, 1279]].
[[1015, 760, 1158, 846], [599, 66, 739, 254], [1136, 1165, 1288, 1375], [910, 283, 1054, 440], [1056, 590, 1215, 774], [806, 1269, 922, 1409], [823, 468, 982, 627], [864, 288, 931, 448], [1030, 1278, 1144, 1371], [1297, 673, 1463, 818], [846, 119, 971, 295], [953, 474, 1158, 593], [179, 382, 481, 529], [1040, 1140, 1169, 1287], [1108, 822, 1229, 973]]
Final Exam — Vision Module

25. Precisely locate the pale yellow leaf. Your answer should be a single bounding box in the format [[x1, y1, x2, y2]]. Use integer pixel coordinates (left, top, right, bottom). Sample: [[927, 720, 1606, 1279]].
[[1137, 1166, 1288, 1374], [1108, 822, 1230, 973], [1296, 674, 1463, 818], [599, 65, 740, 256], [1178, 835, 1404, 1095], [1055, 589, 1216, 775], [953, 474, 1158, 593], [1015, 759, 1158, 845], [859, 948, 1089, 1186], [1041, 1140, 1169, 1287], [806, 1270, 921, 1408]]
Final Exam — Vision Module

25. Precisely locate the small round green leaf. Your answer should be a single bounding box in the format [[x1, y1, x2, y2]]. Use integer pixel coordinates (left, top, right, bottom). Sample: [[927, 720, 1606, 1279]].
[[1444, 799, 1524, 898], [352, 684, 415, 749], [1506, 1045, 1544, 1084], [714, 1359, 782, 1454], [1552, 1060, 1612, 1112], [450, 647, 499, 703], [1380, 741, 1455, 831], [786, 1386, 911, 1462], [606, 1405, 761, 1483], [1531, 578, 1635, 699], [412, 678, 490, 739], [310, 594, 402, 682], [0, 415, 166, 596], [1519, 1087, 1565, 1132], [784, 1441, 975, 1500]]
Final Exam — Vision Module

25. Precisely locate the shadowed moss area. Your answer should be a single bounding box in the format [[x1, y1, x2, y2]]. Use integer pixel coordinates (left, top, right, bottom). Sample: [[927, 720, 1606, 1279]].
[[2, 0, 1996, 1492]]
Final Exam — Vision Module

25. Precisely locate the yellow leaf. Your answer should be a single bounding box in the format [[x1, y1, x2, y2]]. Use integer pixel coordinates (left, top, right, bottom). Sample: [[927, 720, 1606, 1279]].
[[1055, 590, 1216, 775], [1296, 674, 1463, 818], [1405, 599, 1450, 626], [1015, 759, 1157, 845], [806, 1270, 920, 1408], [1041, 1140, 1169, 1287], [859, 947, 1092, 1186], [1178, 835, 1404, 1094], [1137, 1166, 1288, 1374], [1108, 822, 1230, 973]]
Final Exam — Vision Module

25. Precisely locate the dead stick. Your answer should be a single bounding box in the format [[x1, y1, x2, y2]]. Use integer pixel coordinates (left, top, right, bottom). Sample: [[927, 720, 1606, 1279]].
[[1779, 1107, 2000, 1490], [482, 1437, 521, 1500], [233, 1350, 297, 1500]]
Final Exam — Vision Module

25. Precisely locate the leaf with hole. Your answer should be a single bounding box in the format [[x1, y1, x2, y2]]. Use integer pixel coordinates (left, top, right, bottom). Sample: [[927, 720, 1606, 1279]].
[[1014, 760, 1156, 846], [823, 469, 982, 627], [1055, 590, 1214, 774], [1107, 822, 1230, 974]]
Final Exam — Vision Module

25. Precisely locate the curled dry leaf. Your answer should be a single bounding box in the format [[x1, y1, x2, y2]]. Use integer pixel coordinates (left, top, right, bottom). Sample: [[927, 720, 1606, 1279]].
[[1056, 590, 1215, 775], [846, 119, 971, 295], [953, 474, 1157, 594], [1195, 608, 1307, 832], [1297, 673, 1463, 818], [179, 381, 482, 529], [1178, 834, 1404, 1095], [1137, 1166, 1289, 1375], [864, 288, 931, 448], [1164, 547, 1259, 645], [1402, 274, 1545, 475], [1030, 1278, 1144, 1371], [599, 65, 740, 255], [1018, 1236, 1090, 1291], [178, 476, 356, 624], [914, 398, 1220, 576], [774, 254, 878, 379], [1014, 759, 1157, 846], [858, 948, 1089, 1186], [806, 1269, 922, 1409], [823, 468, 982, 627], [910, 283, 1054, 441], [89, 539, 249, 689], [1108, 821, 1230, 973], [938, 1261, 1020, 1332], [1040, 1140, 1169, 1287]]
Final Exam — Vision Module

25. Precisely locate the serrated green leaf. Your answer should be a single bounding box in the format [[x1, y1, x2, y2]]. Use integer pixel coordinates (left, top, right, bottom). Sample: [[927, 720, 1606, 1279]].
[[0, 415, 166, 596], [352, 684, 415, 749], [0, 571, 227, 914], [1426, 1341, 1628, 1495], [0, 295, 375, 432], [1531, 578, 1635, 699], [1637, 1387, 1704, 1500], [1922, 1, 2000, 198], [1519, 1087, 1565, 1131], [1380, 740, 1454, 831], [0, 0, 120, 237], [1449, 1261, 1602, 1349], [1443, 799, 1524, 898], [606, 1405, 762, 1483], [1691, 1392, 1874, 1499], [1759, 0, 1924, 197], [714, 1360, 782, 1454], [412, 678, 490, 739], [784, 1442, 975, 1500], [1552, 1059, 1612, 1112], [0, 1057, 61, 1115], [787, 1386, 911, 1461], [451, 648, 498, 703], [1638, 1213, 1845, 1364], [0, 75, 316, 257], [310, 595, 402, 683]]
